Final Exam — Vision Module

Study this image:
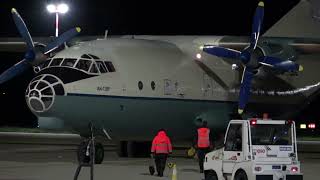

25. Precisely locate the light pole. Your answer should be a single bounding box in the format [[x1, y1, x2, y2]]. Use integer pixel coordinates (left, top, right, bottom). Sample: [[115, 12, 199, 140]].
[[46, 3, 69, 37]]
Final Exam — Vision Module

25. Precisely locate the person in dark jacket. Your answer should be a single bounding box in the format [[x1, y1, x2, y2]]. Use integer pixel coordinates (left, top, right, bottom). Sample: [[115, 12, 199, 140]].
[[151, 129, 172, 177]]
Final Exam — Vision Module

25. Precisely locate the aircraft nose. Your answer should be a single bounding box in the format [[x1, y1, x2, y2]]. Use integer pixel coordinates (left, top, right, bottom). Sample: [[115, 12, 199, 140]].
[[25, 74, 65, 113]]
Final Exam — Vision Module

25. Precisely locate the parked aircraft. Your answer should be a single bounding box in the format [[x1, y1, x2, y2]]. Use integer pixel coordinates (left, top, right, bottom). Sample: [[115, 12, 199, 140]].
[[1, 1, 320, 162]]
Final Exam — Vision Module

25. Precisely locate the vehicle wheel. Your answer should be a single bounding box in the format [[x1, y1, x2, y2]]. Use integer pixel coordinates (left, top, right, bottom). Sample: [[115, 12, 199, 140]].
[[234, 171, 248, 180], [95, 142, 104, 164], [204, 170, 218, 180]]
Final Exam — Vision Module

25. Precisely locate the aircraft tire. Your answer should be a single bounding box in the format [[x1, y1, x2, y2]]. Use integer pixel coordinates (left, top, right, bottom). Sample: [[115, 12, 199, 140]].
[[95, 142, 104, 164], [116, 141, 128, 157], [77, 141, 104, 164], [116, 141, 151, 157], [128, 141, 151, 157]]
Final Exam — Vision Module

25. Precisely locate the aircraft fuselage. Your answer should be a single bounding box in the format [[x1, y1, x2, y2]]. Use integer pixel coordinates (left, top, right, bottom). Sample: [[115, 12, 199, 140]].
[[25, 36, 320, 140]]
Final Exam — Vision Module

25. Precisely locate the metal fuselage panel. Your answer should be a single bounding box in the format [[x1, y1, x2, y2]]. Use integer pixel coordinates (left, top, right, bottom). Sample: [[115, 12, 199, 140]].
[[39, 94, 233, 140]]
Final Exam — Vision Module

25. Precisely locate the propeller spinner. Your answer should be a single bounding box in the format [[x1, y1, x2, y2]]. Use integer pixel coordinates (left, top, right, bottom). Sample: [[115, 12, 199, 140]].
[[0, 8, 81, 84], [202, 2, 303, 114]]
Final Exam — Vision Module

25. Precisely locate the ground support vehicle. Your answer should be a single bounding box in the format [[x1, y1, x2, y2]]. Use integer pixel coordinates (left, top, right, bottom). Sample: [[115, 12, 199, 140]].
[[204, 119, 303, 180]]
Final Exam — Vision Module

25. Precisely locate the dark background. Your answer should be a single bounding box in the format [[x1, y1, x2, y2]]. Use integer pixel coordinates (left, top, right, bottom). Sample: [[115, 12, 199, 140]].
[[1, 0, 318, 129]]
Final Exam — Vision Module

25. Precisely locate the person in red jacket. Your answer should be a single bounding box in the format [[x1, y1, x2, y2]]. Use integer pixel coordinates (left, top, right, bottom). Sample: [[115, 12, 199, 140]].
[[151, 129, 172, 177], [194, 120, 211, 173]]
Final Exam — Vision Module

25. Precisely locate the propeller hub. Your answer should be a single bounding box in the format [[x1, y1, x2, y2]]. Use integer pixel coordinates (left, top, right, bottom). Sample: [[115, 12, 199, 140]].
[[240, 50, 251, 64], [25, 50, 35, 61]]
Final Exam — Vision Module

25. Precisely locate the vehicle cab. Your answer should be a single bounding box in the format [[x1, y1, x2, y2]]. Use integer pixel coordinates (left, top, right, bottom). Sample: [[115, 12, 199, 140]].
[[204, 118, 303, 180]]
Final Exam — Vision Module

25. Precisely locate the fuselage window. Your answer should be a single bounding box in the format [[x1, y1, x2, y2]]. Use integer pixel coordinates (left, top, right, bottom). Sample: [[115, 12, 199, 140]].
[[104, 61, 115, 72], [88, 54, 100, 59], [151, 81, 156, 90], [89, 63, 99, 74], [138, 81, 143, 90], [96, 61, 107, 73], [50, 58, 63, 66], [61, 58, 77, 67], [81, 54, 92, 59], [76, 59, 92, 72]]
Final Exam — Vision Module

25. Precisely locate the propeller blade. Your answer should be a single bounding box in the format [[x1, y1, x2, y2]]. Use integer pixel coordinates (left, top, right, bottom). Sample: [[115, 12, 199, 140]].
[[44, 27, 81, 54], [11, 8, 34, 50], [0, 59, 30, 84], [203, 46, 241, 59], [249, 2, 264, 50], [238, 67, 254, 114], [259, 56, 303, 72]]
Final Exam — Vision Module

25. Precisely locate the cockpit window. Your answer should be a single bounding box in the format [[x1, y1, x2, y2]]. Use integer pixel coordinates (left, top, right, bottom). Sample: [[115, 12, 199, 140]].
[[104, 61, 115, 72], [44, 76, 58, 84], [38, 56, 116, 75], [88, 54, 100, 59], [76, 59, 92, 72], [89, 63, 99, 74], [81, 54, 92, 59], [61, 58, 77, 67], [50, 58, 63, 66], [41, 59, 51, 69], [96, 61, 107, 73]]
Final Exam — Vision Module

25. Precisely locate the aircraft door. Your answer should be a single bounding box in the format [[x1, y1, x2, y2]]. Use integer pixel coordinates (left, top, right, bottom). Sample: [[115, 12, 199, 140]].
[[164, 79, 177, 95], [222, 122, 244, 174], [202, 73, 213, 97]]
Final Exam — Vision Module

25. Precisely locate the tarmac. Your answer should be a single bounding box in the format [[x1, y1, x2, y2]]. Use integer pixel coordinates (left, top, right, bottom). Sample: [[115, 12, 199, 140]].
[[0, 132, 318, 180]]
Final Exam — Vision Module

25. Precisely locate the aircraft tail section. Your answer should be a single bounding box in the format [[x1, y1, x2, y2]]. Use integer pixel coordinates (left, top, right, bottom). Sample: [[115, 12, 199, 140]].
[[264, 0, 320, 38]]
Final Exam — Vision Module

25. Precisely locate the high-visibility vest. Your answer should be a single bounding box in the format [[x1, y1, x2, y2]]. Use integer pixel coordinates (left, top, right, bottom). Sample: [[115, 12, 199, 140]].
[[197, 127, 210, 148], [151, 131, 172, 154]]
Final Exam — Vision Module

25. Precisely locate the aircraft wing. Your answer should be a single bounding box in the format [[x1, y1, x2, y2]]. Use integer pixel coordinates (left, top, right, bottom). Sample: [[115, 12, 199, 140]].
[[0, 36, 103, 53], [214, 37, 320, 55], [0, 41, 27, 52]]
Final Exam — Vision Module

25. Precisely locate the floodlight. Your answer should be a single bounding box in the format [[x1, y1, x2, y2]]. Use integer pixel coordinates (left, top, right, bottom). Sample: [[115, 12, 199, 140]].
[[57, 3, 69, 14], [47, 4, 56, 13]]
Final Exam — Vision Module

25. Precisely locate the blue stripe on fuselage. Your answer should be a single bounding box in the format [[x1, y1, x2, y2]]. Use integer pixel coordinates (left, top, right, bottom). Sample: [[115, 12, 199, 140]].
[[67, 93, 235, 104]]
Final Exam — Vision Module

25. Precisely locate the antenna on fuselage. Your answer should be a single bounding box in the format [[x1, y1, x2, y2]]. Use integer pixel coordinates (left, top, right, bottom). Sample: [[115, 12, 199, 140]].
[[104, 30, 108, 39]]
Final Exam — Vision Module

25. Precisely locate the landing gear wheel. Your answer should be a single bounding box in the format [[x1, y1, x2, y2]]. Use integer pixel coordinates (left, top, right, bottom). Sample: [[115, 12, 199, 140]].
[[116, 141, 128, 157], [204, 170, 218, 180], [127, 141, 135, 157], [77, 141, 104, 164], [116, 141, 152, 157], [95, 143, 104, 164], [235, 171, 248, 180]]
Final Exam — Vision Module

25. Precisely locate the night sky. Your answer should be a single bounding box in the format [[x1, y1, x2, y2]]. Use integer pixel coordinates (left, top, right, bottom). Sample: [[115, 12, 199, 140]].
[[0, 0, 300, 37], [1, 0, 314, 128]]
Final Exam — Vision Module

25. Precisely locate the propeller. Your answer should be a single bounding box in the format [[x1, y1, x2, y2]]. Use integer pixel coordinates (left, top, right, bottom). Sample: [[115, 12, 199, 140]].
[[0, 8, 81, 84], [202, 2, 303, 114]]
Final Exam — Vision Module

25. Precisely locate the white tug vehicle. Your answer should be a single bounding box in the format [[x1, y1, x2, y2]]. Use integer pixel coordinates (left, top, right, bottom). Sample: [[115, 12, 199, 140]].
[[204, 118, 303, 180]]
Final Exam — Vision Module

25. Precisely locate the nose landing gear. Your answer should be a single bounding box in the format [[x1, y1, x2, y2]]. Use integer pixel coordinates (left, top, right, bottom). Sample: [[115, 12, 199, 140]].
[[74, 123, 104, 180]]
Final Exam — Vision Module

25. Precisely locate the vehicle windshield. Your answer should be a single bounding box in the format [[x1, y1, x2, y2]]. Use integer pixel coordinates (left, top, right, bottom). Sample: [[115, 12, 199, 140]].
[[251, 124, 292, 145]]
